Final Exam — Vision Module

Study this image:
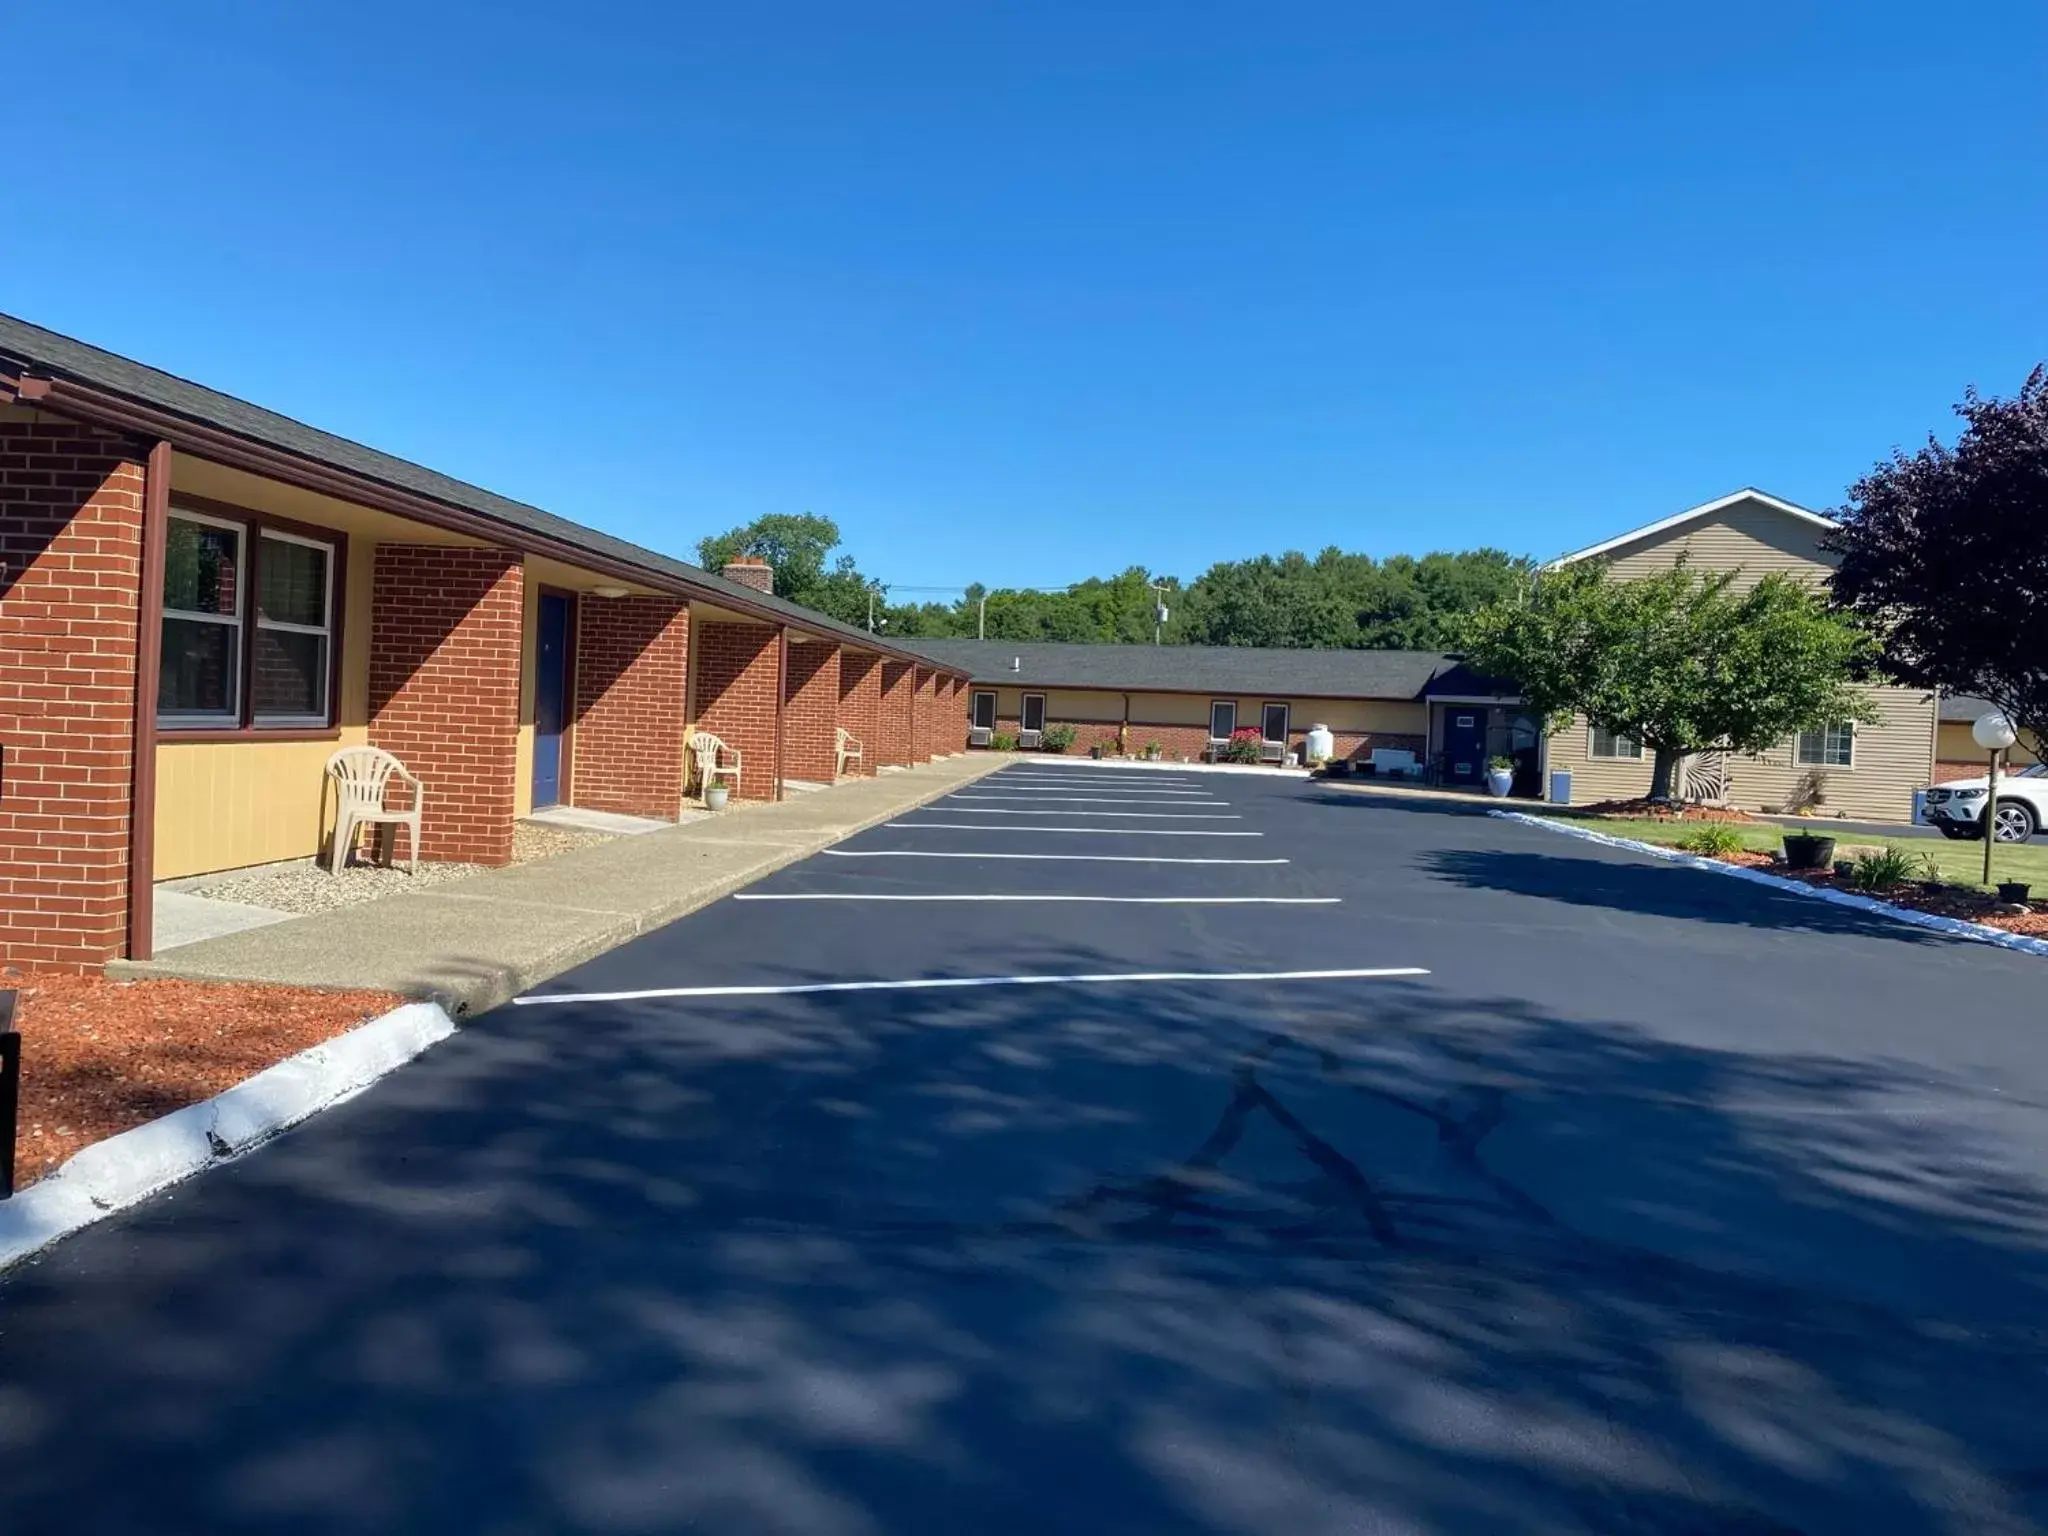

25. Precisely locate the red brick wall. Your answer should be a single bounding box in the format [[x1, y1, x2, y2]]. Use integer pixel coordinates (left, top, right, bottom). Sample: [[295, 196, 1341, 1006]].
[[692, 621, 781, 800], [912, 667, 940, 763], [947, 677, 968, 751], [572, 596, 689, 819], [982, 712, 1424, 765], [368, 547, 523, 865], [878, 661, 916, 767], [836, 653, 881, 776], [0, 417, 147, 970], [783, 640, 841, 783]]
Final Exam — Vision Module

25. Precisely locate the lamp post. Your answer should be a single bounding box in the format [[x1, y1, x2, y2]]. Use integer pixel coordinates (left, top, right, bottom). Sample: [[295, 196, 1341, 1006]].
[[1974, 709, 2020, 887]]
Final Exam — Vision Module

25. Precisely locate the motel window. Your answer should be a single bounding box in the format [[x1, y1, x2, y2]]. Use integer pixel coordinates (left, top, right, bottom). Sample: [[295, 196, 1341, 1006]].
[[1262, 702, 1290, 744], [1796, 722, 1855, 767], [971, 690, 997, 731], [1209, 700, 1237, 740], [159, 509, 339, 731], [1020, 693, 1047, 734], [1588, 726, 1642, 759]]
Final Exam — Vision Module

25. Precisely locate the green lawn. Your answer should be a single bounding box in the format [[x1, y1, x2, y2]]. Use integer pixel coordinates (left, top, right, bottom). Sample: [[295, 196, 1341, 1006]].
[[1534, 812, 2048, 893]]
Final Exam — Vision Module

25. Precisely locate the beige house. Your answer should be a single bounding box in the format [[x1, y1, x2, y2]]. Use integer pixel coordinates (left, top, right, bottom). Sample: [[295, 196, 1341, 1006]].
[[1539, 489, 1938, 820]]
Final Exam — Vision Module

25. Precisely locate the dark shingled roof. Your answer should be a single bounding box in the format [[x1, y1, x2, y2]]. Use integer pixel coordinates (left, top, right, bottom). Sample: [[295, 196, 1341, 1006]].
[[902, 639, 1519, 701], [0, 311, 955, 669], [1941, 695, 2002, 723]]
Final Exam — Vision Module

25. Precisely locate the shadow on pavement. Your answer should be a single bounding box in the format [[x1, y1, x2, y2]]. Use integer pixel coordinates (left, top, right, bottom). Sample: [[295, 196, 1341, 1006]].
[[1, 953, 2045, 1533]]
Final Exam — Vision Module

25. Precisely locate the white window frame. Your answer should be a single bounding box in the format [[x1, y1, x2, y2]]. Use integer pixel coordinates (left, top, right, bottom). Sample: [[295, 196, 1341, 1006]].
[[970, 689, 997, 731], [158, 508, 246, 727], [1588, 725, 1643, 760], [1209, 700, 1237, 740], [1261, 701, 1290, 745], [251, 526, 337, 727], [1020, 692, 1047, 734], [1796, 721, 1856, 768]]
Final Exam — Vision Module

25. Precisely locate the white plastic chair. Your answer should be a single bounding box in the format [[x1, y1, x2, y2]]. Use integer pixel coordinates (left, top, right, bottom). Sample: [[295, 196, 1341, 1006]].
[[835, 727, 864, 779], [689, 730, 743, 796], [325, 746, 424, 874]]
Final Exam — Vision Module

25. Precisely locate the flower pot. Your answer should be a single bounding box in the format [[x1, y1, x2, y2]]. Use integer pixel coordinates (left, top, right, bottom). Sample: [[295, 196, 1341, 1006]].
[[704, 785, 730, 812], [1484, 768, 1514, 798], [1782, 833, 1835, 871], [1998, 881, 2031, 903], [1090, 745, 1103, 759]]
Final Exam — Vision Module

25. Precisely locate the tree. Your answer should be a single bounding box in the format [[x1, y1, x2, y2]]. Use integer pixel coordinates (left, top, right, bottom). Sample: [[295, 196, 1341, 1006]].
[[696, 513, 845, 600], [1826, 367, 2048, 747], [1460, 560, 1877, 800]]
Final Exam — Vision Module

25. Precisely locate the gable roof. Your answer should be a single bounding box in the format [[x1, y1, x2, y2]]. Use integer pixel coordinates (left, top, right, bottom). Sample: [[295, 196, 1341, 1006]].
[[1550, 489, 1838, 568], [0, 311, 962, 674], [902, 639, 1510, 702]]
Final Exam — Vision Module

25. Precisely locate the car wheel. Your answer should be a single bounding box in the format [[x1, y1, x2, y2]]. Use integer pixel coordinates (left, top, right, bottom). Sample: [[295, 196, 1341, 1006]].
[[1991, 801, 2037, 844]]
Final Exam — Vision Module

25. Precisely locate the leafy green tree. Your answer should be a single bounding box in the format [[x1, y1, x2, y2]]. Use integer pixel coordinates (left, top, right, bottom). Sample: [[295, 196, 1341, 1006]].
[[1460, 560, 1877, 801], [696, 513, 845, 600]]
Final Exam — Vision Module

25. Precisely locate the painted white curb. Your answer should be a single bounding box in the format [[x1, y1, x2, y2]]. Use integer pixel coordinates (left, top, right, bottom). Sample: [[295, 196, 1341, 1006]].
[[0, 1000, 457, 1273], [1492, 810, 2048, 960]]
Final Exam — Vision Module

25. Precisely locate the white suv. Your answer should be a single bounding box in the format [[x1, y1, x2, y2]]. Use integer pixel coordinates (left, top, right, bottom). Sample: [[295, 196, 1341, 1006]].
[[1925, 765, 2047, 843]]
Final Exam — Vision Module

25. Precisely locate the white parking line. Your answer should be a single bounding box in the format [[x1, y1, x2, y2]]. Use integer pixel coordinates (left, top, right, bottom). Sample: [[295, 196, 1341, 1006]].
[[887, 823, 1263, 836], [514, 966, 1428, 1006], [733, 894, 1339, 904], [923, 807, 1242, 819], [822, 850, 1289, 864], [948, 794, 1229, 805]]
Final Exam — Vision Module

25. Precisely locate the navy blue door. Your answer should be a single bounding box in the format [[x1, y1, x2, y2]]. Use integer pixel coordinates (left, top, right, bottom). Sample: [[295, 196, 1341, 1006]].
[[533, 593, 572, 808], [1444, 709, 1487, 785]]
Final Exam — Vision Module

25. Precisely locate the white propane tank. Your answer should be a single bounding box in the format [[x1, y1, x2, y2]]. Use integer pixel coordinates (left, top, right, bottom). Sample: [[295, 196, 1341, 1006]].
[[1305, 723, 1335, 764]]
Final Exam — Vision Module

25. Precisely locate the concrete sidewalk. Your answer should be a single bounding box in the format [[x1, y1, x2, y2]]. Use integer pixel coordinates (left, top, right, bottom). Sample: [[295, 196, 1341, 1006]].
[[113, 755, 1006, 1013]]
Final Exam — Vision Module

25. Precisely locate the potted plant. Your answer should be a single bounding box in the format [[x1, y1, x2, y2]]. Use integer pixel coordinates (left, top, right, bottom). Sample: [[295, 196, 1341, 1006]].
[[1144, 741, 1162, 761], [1089, 743, 1104, 759], [1484, 755, 1516, 797], [704, 784, 731, 812], [1782, 832, 1836, 870], [1998, 881, 2031, 904]]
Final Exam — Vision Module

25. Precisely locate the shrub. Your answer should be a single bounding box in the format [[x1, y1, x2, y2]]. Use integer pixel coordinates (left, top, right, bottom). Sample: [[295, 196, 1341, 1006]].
[[1845, 845, 1937, 891], [1674, 823, 1746, 857], [1225, 726, 1263, 764], [1487, 754, 1517, 772], [989, 731, 1018, 752], [1039, 723, 1077, 754]]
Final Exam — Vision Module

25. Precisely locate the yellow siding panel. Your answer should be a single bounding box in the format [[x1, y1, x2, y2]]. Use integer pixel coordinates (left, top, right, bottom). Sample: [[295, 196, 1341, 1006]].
[[1127, 692, 1212, 727], [1937, 720, 2041, 767], [155, 730, 368, 879], [1602, 499, 1835, 589]]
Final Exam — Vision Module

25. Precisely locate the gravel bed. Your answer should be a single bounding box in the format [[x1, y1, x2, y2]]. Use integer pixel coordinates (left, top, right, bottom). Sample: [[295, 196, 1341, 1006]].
[[174, 821, 617, 917], [0, 972, 402, 1187]]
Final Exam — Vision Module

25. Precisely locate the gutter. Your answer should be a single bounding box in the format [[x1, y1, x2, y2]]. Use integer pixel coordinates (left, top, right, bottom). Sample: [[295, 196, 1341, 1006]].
[[2, 371, 969, 683]]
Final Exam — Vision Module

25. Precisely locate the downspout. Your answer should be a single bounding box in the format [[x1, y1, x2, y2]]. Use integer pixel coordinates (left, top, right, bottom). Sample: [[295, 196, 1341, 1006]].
[[127, 441, 172, 961], [775, 626, 789, 802]]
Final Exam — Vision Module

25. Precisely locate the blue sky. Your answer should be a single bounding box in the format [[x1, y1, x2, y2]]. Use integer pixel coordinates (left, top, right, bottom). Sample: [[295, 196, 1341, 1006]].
[[8, 2, 2044, 589]]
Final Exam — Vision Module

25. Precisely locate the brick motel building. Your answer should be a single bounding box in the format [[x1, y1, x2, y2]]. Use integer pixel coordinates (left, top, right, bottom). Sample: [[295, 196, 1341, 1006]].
[[0, 314, 970, 972]]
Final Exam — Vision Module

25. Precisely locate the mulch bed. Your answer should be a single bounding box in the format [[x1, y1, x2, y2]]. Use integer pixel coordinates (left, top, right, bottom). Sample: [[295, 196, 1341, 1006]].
[[0, 971, 403, 1189], [1582, 798, 1760, 823], [1711, 852, 2048, 936]]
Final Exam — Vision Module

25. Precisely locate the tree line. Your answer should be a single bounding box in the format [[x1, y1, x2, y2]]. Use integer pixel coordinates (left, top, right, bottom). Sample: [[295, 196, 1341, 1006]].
[[697, 514, 1535, 650]]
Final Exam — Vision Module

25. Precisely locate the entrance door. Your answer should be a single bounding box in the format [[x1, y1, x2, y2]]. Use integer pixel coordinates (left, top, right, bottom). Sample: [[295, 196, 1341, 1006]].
[[1262, 702, 1290, 747], [971, 690, 997, 731], [1020, 693, 1047, 736], [1443, 708, 1487, 785], [533, 592, 573, 809]]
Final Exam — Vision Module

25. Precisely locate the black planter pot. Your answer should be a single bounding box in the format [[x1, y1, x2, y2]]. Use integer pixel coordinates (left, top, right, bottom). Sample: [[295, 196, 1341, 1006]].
[[1783, 833, 1837, 871], [1998, 881, 2031, 903]]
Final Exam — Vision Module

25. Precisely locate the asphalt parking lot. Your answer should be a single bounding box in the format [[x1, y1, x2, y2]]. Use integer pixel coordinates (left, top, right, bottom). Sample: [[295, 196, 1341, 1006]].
[[2, 761, 2046, 1534]]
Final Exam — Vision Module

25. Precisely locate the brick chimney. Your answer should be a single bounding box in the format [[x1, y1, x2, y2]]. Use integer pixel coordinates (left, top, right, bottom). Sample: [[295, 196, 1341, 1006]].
[[721, 557, 774, 593]]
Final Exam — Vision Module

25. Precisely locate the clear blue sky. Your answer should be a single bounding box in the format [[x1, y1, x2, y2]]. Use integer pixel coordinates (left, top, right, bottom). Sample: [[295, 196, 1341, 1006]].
[[9, 3, 2044, 589]]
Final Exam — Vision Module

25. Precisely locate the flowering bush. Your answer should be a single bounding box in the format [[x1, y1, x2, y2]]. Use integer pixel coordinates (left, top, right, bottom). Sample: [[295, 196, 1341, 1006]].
[[1225, 726, 1263, 764]]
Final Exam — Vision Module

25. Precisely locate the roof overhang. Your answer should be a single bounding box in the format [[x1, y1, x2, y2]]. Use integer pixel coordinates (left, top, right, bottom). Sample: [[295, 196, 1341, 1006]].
[[1549, 489, 1838, 569], [0, 368, 967, 680]]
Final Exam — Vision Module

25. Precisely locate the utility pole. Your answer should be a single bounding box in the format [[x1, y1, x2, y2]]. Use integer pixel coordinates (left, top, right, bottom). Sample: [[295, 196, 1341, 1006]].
[[979, 592, 989, 640], [1148, 582, 1171, 645], [866, 589, 887, 634]]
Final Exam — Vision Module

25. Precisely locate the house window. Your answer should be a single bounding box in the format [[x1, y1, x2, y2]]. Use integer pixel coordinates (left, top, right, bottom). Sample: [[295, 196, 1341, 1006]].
[[1209, 700, 1237, 740], [159, 508, 339, 731], [971, 690, 997, 731], [1020, 693, 1047, 734], [1589, 726, 1643, 759], [1262, 702, 1290, 744], [1797, 722, 1855, 767]]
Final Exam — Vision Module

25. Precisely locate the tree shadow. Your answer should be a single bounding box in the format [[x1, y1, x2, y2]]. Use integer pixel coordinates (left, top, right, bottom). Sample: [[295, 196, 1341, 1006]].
[[1, 961, 2045, 1532], [1424, 846, 1967, 946]]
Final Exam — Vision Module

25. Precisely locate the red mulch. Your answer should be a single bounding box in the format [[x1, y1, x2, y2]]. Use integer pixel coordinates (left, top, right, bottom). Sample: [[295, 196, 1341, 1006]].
[[1711, 853, 2048, 936], [1583, 798, 1761, 823], [0, 971, 403, 1189]]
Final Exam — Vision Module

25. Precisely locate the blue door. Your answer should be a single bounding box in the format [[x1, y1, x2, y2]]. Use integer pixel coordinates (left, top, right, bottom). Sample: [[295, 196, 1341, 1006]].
[[1444, 708, 1487, 785], [533, 592, 572, 808]]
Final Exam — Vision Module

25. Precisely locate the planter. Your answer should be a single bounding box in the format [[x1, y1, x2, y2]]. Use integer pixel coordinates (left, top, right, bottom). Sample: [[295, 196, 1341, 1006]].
[[704, 786, 731, 812], [1484, 768, 1514, 798], [1998, 881, 2032, 904], [1090, 745, 1103, 759], [1782, 833, 1836, 871]]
